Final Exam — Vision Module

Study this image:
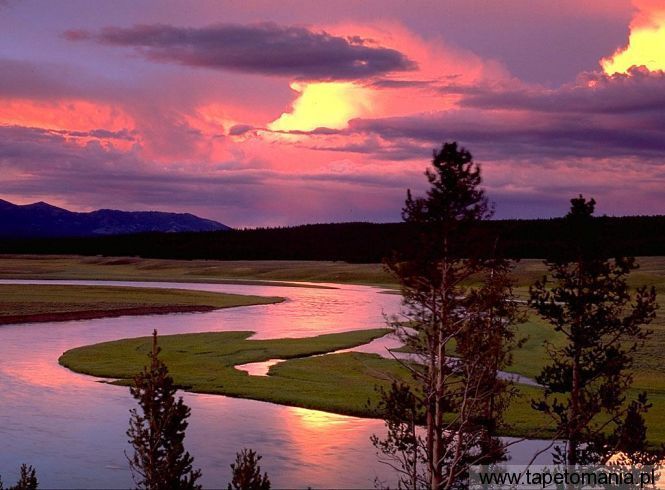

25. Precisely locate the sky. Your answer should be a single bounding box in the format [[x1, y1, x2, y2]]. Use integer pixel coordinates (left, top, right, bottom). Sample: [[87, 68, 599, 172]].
[[1, 0, 664, 227]]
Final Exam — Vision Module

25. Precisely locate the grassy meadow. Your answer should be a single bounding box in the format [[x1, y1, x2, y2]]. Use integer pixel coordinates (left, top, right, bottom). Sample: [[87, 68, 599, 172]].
[[0, 255, 393, 287]]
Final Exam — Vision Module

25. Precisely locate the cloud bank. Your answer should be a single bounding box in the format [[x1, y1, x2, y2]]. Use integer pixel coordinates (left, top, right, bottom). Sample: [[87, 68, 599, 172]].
[[65, 23, 416, 81]]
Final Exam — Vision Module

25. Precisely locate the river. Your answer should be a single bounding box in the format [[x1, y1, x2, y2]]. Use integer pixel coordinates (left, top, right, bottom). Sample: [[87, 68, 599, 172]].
[[0, 279, 552, 488]]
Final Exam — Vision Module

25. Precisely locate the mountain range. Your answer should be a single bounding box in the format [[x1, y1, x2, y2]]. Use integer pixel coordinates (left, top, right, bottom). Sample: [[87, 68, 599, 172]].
[[0, 199, 230, 237]]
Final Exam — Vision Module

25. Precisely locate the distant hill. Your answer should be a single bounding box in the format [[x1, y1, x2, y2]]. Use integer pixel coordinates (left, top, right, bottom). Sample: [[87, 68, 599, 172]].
[[0, 199, 230, 237]]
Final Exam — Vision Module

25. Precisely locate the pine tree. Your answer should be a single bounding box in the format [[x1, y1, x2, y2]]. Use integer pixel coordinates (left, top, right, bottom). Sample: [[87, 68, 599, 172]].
[[228, 449, 270, 490], [126, 330, 202, 490], [0, 465, 38, 490], [604, 393, 664, 465], [529, 196, 658, 466], [375, 142, 522, 489], [13, 465, 37, 490]]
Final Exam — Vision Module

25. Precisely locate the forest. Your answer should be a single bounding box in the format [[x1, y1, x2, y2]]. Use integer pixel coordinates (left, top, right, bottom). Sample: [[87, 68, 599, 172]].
[[3, 215, 665, 262]]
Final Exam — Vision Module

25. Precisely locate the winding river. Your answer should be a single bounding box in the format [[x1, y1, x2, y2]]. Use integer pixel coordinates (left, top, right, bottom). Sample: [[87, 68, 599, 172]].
[[0, 279, 551, 488]]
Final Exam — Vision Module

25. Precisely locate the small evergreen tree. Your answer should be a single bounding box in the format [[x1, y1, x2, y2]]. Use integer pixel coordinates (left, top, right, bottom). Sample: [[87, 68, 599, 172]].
[[586, 391, 665, 466], [228, 449, 270, 490], [126, 330, 202, 490], [0, 465, 38, 490], [529, 196, 658, 466], [13, 465, 37, 490]]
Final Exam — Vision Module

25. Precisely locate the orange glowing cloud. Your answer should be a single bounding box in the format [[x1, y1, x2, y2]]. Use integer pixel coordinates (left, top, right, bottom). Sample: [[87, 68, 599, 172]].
[[602, 0, 665, 75]]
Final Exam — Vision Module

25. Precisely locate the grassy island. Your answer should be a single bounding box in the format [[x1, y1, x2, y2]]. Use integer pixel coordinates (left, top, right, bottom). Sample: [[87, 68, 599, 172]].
[[59, 321, 665, 443], [59, 329, 396, 417]]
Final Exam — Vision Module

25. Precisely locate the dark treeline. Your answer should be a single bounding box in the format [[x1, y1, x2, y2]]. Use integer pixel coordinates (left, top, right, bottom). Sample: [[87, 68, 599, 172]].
[[2, 215, 665, 262]]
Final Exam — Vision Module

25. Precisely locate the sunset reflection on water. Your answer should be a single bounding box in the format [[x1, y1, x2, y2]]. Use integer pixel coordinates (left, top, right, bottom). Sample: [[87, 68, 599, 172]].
[[0, 279, 401, 488]]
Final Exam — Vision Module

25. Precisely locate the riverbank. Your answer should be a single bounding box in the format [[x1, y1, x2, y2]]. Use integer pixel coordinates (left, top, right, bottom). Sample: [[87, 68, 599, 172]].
[[0, 276, 546, 486], [0, 255, 393, 287], [0, 284, 283, 325]]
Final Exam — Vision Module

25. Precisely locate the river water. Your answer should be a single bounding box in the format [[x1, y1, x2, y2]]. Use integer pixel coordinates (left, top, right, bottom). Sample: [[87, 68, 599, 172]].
[[0, 279, 551, 488]]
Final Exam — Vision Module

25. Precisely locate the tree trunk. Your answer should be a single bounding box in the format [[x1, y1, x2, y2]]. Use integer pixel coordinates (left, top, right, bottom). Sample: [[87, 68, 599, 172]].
[[568, 265, 583, 468], [427, 352, 436, 488], [431, 326, 446, 489], [567, 348, 580, 467]]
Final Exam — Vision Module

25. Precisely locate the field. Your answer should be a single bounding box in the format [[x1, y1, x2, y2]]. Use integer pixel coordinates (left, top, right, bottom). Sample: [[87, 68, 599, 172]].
[[0, 255, 394, 287], [5, 254, 665, 443], [0, 284, 283, 325], [2, 254, 664, 291]]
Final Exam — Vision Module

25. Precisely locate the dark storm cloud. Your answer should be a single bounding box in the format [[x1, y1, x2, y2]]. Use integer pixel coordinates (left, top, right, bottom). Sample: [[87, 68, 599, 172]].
[[64, 23, 416, 81], [369, 79, 434, 89], [301, 138, 432, 162], [348, 110, 665, 161]]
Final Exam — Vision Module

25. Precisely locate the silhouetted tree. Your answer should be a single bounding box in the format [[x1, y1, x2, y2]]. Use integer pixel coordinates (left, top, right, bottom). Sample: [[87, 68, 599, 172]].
[[375, 142, 523, 489], [126, 330, 202, 490], [529, 196, 658, 466], [0, 465, 38, 490], [578, 376, 665, 470], [228, 449, 270, 490]]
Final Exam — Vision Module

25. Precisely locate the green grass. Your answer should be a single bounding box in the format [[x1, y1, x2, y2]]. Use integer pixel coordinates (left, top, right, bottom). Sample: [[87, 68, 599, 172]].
[[58, 327, 554, 439], [59, 314, 665, 443], [0, 284, 283, 324], [503, 315, 665, 443], [59, 329, 398, 417]]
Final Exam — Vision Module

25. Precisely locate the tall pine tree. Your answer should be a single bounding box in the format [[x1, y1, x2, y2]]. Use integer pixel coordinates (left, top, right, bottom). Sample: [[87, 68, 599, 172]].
[[375, 142, 523, 489], [530, 196, 658, 466]]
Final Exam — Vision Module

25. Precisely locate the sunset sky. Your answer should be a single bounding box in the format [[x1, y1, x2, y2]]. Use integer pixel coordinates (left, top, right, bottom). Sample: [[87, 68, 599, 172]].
[[1, 0, 664, 226]]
